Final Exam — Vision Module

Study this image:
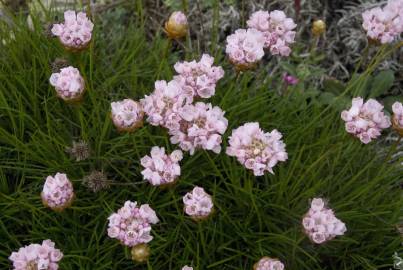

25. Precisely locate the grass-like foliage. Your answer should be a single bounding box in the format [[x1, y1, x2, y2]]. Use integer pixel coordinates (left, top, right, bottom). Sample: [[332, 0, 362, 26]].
[[0, 4, 401, 270]]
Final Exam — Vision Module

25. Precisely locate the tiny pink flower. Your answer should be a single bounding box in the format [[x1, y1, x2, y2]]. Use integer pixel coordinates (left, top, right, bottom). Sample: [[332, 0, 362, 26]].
[[174, 54, 224, 102], [9, 240, 63, 270], [341, 97, 391, 144], [41, 173, 74, 211], [247, 10, 297, 56], [49, 66, 85, 102], [226, 122, 288, 176], [111, 99, 144, 132], [302, 198, 347, 244], [183, 186, 214, 220], [168, 102, 228, 155], [254, 257, 284, 270], [107, 201, 159, 247], [282, 73, 299, 85], [52, 10, 94, 51], [141, 146, 183, 186]]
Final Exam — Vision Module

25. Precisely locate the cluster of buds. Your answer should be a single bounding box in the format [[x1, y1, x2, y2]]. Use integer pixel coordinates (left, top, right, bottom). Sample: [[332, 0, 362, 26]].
[[302, 198, 347, 244], [253, 257, 285, 270], [41, 173, 74, 212], [392, 101, 403, 136], [111, 99, 144, 132], [183, 186, 214, 221], [312, 19, 326, 36], [9, 240, 63, 270], [49, 66, 85, 103]]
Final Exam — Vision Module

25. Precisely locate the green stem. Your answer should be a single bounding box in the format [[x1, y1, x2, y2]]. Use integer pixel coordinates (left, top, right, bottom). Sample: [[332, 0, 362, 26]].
[[353, 43, 370, 75], [383, 136, 402, 164]]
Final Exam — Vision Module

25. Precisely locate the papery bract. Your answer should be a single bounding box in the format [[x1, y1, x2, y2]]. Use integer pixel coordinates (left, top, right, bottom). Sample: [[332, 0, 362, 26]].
[[165, 11, 188, 39]]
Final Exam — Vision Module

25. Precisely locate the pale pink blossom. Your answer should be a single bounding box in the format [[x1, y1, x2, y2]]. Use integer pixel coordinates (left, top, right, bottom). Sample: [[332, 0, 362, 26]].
[[226, 122, 288, 176], [302, 198, 347, 244], [225, 28, 265, 68], [51, 10, 94, 50], [9, 240, 63, 270], [174, 54, 224, 102], [49, 66, 85, 102], [41, 173, 74, 211], [141, 146, 183, 186], [341, 97, 391, 144], [362, 0, 403, 44], [183, 186, 213, 220], [141, 80, 186, 129], [182, 266, 193, 270], [392, 102, 403, 127], [111, 99, 143, 131], [168, 102, 228, 155], [254, 257, 284, 270], [247, 10, 297, 56], [107, 201, 159, 247]]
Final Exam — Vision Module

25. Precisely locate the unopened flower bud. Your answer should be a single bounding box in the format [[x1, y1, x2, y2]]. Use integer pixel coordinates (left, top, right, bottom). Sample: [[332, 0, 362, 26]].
[[312, 19, 326, 36], [164, 11, 188, 39], [392, 102, 403, 137], [131, 243, 150, 263]]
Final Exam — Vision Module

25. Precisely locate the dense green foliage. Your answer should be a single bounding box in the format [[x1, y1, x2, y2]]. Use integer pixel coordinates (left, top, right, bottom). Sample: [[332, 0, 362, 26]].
[[0, 5, 401, 270]]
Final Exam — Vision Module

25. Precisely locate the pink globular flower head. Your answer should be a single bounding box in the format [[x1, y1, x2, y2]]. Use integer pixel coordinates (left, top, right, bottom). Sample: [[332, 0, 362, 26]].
[[49, 66, 85, 103], [165, 11, 188, 39], [362, 0, 403, 44], [111, 99, 144, 132], [174, 54, 225, 102], [302, 198, 347, 244], [226, 122, 288, 176], [183, 186, 214, 221], [141, 146, 183, 187], [182, 266, 193, 270], [247, 10, 297, 56], [9, 240, 63, 270], [107, 201, 159, 247], [225, 28, 265, 71], [341, 97, 391, 144], [168, 102, 228, 155], [141, 80, 186, 130], [253, 257, 285, 270], [392, 101, 403, 136], [41, 173, 74, 212], [51, 10, 94, 51]]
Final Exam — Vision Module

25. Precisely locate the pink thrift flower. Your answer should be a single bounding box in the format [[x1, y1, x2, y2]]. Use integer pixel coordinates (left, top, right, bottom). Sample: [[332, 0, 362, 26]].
[[225, 28, 265, 70], [141, 146, 183, 186], [362, 0, 403, 44], [392, 101, 403, 136], [341, 97, 391, 144], [302, 198, 347, 244], [254, 257, 285, 270], [141, 80, 187, 129], [182, 266, 193, 270], [111, 99, 144, 132], [51, 10, 94, 51], [49, 66, 85, 102], [168, 102, 228, 155], [9, 240, 63, 270], [183, 186, 214, 220], [283, 73, 299, 85], [247, 10, 297, 56], [107, 201, 159, 247], [41, 173, 74, 212], [226, 122, 288, 176], [174, 54, 224, 102]]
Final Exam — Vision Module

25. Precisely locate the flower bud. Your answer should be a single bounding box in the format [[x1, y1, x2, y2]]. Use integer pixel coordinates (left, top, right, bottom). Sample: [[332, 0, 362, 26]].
[[131, 243, 150, 263], [312, 19, 326, 36], [392, 102, 403, 137], [164, 11, 188, 39]]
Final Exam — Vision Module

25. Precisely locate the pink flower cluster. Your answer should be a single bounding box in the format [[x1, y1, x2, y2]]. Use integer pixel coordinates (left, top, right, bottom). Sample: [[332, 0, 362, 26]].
[[107, 201, 159, 247], [183, 186, 214, 219], [254, 257, 284, 270], [182, 266, 193, 270], [51, 10, 94, 50], [247, 10, 297, 56], [392, 101, 403, 128], [111, 99, 143, 131], [302, 198, 347, 244], [9, 240, 63, 270], [174, 54, 224, 101], [141, 146, 183, 186], [362, 0, 403, 44], [225, 28, 265, 68], [41, 173, 74, 211], [49, 66, 85, 102], [226, 122, 288, 176], [169, 102, 228, 155], [341, 97, 391, 144], [141, 80, 186, 129]]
